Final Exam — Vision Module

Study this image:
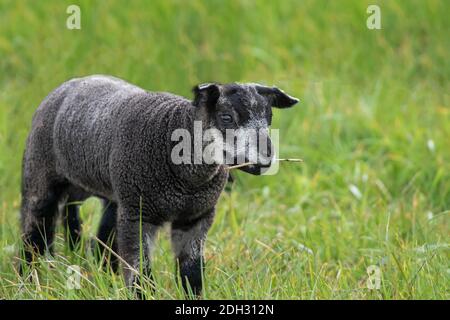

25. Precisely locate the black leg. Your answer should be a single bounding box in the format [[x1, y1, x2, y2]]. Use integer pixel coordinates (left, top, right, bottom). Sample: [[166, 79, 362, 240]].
[[95, 200, 119, 272], [116, 206, 159, 298], [62, 202, 82, 250], [61, 188, 89, 251], [20, 183, 62, 271], [171, 210, 214, 297]]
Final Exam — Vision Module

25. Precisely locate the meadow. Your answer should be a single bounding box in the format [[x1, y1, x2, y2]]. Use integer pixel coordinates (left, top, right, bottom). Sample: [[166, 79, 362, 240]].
[[0, 0, 448, 299]]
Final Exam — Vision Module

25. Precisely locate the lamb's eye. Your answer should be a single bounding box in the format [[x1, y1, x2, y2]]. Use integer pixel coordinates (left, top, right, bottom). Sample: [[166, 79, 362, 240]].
[[220, 114, 233, 124]]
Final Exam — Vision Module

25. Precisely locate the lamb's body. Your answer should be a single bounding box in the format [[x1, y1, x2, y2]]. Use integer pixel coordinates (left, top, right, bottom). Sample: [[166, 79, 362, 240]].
[[21, 75, 227, 293], [21, 75, 298, 297], [33, 76, 226, 215]]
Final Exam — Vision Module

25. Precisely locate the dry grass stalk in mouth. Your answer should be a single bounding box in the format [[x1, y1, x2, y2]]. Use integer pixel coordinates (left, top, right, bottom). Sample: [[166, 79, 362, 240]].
[[227, 158, 303, 170]]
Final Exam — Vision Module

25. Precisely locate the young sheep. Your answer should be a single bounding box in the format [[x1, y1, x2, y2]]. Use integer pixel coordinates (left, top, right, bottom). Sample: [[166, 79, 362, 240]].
[[20, 75, 298, 295]]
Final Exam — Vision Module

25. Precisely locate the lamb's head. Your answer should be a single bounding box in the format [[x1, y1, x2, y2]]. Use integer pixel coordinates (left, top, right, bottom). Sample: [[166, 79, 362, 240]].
[[192, 82, 299, 175]]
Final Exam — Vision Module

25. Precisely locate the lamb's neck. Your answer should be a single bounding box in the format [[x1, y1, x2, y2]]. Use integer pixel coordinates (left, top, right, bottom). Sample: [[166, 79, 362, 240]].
[[167, 104, 225, 187]]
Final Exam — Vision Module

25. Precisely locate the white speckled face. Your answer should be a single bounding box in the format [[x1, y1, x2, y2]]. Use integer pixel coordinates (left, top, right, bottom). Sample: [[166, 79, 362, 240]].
[[209, 84, 274, 167], [189, 82, 298, 173]]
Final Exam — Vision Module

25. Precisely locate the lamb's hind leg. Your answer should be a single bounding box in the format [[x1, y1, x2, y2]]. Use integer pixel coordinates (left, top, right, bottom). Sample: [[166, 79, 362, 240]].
[[20, 179, 64, 270], [171, 209, 215, 297], [94, 199, 119, 272], [61, 187, 90, 250]]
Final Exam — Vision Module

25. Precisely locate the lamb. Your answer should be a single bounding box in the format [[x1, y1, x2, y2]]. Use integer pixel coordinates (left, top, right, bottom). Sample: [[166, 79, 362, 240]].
[[19, 75, 299, 296]]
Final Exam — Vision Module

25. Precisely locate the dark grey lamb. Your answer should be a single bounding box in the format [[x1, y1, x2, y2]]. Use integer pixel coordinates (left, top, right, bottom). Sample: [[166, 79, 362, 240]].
[[20, 75, 298, 296]]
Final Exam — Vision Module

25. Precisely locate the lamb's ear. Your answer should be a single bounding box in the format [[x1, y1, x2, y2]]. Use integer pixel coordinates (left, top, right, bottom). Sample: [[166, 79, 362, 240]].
[[255, 85, 299, 108], [192, 83, 220, 109]]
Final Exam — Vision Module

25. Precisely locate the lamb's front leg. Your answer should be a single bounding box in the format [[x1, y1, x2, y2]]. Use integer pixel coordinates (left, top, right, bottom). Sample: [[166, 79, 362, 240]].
[[116, 206, 159, 298], [171, 210, 215, 297]]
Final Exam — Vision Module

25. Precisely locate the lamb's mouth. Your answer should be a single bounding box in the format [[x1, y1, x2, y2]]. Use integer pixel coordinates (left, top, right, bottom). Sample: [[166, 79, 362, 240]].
[[237, 162, 271, 175], [223, 150, 272, 175]]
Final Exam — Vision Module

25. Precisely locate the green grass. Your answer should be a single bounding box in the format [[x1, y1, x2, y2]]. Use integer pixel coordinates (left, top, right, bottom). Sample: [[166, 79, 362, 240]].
[[0, 0, 449, 299]]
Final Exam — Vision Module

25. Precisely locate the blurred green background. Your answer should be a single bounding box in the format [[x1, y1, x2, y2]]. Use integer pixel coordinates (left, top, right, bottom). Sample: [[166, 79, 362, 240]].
[[0, 0, 448, 299]]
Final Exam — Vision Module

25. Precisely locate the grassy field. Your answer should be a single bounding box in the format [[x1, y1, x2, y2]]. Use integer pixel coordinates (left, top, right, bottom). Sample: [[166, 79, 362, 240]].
[[0, 0, 448, 299]]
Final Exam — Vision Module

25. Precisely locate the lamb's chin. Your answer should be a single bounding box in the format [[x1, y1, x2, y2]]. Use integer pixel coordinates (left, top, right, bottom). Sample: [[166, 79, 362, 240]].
[[238, 164, 268, 175]]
